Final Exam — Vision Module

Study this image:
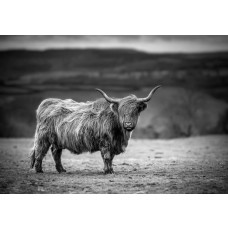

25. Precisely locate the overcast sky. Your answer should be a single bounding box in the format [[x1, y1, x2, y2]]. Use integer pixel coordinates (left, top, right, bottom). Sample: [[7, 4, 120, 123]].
[[0, 35, 228, 53]]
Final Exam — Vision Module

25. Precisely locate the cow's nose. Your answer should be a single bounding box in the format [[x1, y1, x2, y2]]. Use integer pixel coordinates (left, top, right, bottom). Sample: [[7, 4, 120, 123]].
[[124, 122, 133, 127]]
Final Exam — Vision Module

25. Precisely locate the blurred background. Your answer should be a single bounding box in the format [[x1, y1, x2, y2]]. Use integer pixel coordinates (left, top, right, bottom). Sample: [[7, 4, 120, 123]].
[[0, 35, 228, 138]]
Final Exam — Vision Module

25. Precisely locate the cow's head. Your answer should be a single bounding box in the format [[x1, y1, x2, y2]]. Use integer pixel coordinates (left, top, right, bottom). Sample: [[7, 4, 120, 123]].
[[96, 86, 161, 132]]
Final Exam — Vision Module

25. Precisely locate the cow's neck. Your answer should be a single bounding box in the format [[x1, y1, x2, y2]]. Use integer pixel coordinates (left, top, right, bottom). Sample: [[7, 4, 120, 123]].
[[124, 130, 132, 141], [120, 127, 133, 152], [109, 111, 132, 152]]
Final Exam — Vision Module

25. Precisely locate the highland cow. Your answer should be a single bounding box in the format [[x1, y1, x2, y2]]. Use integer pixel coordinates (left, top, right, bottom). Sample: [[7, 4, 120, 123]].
[[30, 86, 161, 174]]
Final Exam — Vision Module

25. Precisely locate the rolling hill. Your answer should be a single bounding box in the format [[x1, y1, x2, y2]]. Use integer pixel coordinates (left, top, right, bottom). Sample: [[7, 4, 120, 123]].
[[0, 49, 228, 138]]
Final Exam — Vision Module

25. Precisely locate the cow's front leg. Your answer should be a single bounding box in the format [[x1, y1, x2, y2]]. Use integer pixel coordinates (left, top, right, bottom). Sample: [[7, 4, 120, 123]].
[[108, 154, 115, 174], [101, 148, 115, 174]]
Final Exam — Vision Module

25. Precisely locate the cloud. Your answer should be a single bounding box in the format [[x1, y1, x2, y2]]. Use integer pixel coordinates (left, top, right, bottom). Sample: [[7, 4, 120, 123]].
[[0, 35, 228, 53]]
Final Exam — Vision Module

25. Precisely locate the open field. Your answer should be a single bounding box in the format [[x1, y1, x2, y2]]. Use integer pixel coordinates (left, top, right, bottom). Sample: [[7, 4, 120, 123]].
[[0, 135, 228, 193]]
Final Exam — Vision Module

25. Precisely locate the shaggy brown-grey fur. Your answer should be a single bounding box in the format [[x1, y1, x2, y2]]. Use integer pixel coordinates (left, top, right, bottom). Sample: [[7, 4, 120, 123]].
[[30, 87, 161, 174]]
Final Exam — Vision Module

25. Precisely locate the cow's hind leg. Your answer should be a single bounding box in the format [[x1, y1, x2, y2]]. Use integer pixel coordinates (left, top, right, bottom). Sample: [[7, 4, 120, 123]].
[[51, 145, 66, 173], [33, 137, 50, 173]]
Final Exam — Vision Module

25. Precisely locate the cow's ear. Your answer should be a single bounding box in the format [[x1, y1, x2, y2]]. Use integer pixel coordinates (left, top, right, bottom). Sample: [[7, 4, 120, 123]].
[[110, 103, 118, 114], [138, 102, 147, 112]]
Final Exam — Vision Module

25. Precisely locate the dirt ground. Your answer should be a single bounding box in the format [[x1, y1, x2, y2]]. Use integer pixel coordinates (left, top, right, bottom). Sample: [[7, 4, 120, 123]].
[[0, 135, 228, 194]]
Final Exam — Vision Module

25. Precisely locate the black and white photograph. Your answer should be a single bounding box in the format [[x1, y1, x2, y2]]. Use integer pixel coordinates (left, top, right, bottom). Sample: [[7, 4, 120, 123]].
[[1, 1, 228, 228], [0, 35, 228, 194]]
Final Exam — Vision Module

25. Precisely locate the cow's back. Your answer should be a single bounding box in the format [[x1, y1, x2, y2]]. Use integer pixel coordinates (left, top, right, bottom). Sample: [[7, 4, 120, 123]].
[[36, 98, 62, 122], [36, 98, 94, 123]]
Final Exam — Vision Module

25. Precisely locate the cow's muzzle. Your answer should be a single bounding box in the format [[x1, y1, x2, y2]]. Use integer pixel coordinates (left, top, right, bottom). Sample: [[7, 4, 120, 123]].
[[123, 122, 134, 131]]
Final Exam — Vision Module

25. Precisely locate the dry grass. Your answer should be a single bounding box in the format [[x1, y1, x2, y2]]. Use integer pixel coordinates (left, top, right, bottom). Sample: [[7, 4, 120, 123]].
[[0, 135, 228, 193]]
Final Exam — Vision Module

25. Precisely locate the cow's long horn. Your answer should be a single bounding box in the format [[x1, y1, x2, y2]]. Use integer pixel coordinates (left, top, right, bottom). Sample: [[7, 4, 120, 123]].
[[96, 88, 119, 103], [137, 85, 162, 102]]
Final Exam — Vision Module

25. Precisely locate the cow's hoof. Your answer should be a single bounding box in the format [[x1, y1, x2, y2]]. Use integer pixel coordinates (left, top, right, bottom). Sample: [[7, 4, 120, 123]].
[[35, 169, 44, 173], [58, 169, 67, 173], [56, 166, 67, 173], [104, 169, 114, 174]]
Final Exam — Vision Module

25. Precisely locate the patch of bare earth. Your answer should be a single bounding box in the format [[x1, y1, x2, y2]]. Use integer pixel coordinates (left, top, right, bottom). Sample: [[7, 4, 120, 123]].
[[0, 135, 228, 193]]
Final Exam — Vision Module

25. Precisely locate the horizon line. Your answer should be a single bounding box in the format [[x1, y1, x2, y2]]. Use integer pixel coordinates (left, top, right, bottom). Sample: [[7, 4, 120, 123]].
[[1, 47, 228, 55]]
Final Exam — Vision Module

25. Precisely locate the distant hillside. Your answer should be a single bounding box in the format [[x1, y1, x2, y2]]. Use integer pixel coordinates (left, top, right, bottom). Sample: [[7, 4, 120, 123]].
[[0, 49, 228, 138], [1, 49, 228, 101]]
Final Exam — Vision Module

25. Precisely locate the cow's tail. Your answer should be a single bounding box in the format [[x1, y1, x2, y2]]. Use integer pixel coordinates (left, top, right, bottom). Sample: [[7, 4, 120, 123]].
[[30, 147, 36, 169]]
